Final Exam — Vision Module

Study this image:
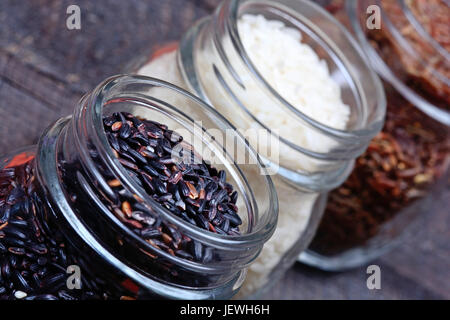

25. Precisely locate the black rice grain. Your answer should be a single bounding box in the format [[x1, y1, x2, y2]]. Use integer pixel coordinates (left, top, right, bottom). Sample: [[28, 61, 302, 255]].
[[0, 158, 112, 300], [102, 112, 243, 264]]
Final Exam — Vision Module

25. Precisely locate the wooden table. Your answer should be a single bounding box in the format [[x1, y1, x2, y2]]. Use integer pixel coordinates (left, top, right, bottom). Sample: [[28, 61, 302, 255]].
[[0, 0, 448, 300]]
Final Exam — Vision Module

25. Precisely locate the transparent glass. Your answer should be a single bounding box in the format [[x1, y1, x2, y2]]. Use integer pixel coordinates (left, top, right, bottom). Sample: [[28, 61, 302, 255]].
[[129, 0, 385, 297], [348, 0, 449, 126], [300, 0, 450, 271], [0, 75, 278, 299]]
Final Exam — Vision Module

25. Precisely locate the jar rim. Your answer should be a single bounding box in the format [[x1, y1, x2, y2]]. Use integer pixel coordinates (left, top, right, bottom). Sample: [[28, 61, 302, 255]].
[[84, 75, 278, 251], [220, 0, 386, 154], [347, 0, 450, 126], [35, 75, 278, 297]]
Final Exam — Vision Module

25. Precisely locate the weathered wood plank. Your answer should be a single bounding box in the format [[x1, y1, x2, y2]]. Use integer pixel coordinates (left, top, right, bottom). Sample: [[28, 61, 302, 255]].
[[0, 0, 221, 91], [0, 49, 82, 110], [0, 49, 82, 154], [0, 78, 69, 152]]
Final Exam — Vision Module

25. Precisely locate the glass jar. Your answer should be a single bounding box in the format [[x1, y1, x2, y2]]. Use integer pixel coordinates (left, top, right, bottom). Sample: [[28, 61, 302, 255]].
[[300, 0, 450, 270], [0, 75, 278, 300], [133, 0, 386, 297], [350, 0, 450, 125]]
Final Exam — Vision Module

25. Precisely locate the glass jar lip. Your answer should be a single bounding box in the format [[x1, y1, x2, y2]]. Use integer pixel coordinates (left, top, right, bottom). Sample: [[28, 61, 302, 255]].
[[221, 0, 386, 149], [346, 0, 450, 126], [85, 75, 278, 250]]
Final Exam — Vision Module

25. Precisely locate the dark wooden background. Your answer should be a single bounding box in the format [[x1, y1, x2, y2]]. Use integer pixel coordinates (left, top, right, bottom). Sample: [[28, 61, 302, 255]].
[[0, 0, 448, 299]]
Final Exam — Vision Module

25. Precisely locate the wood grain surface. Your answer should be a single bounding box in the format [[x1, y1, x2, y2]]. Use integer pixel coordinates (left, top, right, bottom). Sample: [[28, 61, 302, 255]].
[[0, 0, 448, 300]]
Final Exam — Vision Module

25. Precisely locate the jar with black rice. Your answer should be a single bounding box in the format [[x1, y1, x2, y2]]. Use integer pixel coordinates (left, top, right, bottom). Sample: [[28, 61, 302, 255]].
[[0, 75, 278, 300]]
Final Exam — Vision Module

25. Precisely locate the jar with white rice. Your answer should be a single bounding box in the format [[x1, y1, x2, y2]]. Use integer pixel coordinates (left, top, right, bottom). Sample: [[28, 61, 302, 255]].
[[130, 0, 386, 298]]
